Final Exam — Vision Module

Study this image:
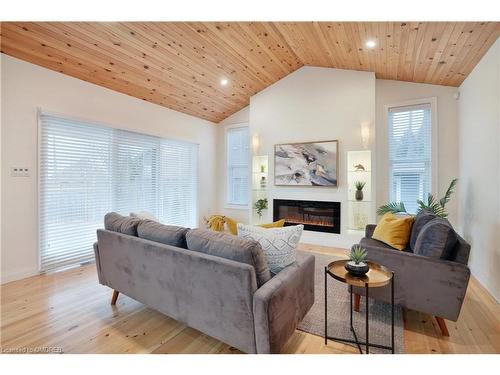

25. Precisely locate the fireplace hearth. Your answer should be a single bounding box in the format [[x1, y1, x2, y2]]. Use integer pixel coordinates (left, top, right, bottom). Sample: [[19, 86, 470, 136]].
[[273, 199, 340, 234]]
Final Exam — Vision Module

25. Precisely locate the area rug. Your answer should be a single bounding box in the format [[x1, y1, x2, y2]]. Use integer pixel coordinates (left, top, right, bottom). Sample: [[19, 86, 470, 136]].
[[297, 251, 405, 354]]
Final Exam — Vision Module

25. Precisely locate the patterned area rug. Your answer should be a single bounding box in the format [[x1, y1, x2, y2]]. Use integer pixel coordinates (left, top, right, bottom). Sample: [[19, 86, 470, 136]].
[[297, 251, 405, 354]]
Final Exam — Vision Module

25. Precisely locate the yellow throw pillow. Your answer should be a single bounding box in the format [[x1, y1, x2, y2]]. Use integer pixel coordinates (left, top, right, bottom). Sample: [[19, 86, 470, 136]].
[[258, 219, 286, 229], [372, 213, 414, 250], [225, 217, 238, 235]]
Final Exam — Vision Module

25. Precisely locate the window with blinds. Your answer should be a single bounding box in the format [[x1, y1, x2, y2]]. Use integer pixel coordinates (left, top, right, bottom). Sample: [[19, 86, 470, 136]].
[[39, 113, 198, 272], [388, 103, 432, 214], [226, 126, 249, 206]]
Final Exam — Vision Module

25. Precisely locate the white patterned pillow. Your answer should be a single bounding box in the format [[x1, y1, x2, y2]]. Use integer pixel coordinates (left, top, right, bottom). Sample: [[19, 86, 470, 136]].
[[237, 223, 303, 274]]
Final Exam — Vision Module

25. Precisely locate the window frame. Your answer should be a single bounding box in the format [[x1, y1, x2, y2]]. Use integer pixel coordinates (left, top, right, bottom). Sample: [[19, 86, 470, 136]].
[[384, 97, 438, 212], [224, 123, 250, 209], [37, 109, 200, 272]]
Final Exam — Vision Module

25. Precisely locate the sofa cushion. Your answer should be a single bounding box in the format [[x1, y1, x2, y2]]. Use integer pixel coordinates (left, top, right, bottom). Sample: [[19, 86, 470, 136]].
[[104, 212, 141, 236], [137, 220, 189, 248], [237, 223, 303, 274], [372, 213, 414, 250], [409, 210, 437, 251], [360, 237, 413, 253], [186, 229, 271, 287], [414, 218, 458, 260], [130, 211, 158, 221]]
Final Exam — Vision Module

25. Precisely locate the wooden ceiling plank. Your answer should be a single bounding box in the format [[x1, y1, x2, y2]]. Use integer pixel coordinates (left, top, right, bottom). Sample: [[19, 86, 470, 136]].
[[198, 22, 278, 85], [138, 22, 263, 100], [237, 22, 298, 77], [274, 22, 317, 66], [10, 22, 235, 116], [2, 21, 499, 121], [412, 22, 440, 83], [409, 22, 430, 82], [173, 22, 272, 100], [0, 34, 219, 121], [423, 22, 460, 84], [447, 22, 499, 86], [452, 23, 500, 86], [85, 22, 245, 110]]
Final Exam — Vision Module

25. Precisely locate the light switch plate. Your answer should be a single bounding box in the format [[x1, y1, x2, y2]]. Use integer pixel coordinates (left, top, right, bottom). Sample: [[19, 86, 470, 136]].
[[11, 167, 30, 177]]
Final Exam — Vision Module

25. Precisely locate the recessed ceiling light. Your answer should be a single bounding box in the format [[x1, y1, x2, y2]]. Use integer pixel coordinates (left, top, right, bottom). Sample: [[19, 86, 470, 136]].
[[220, 78, 228, 86], [365, 40, 376, 49]]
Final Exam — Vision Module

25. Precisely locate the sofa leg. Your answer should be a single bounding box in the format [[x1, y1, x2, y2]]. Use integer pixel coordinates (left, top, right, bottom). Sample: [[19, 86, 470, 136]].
[[354, 294, 361, 312], [111, 290, 119, 305], [435, 316, 449, 336]]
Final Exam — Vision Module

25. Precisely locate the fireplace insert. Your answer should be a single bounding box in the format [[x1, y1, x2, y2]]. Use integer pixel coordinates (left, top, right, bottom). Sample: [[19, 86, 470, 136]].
[[273, 199, 340, 233]]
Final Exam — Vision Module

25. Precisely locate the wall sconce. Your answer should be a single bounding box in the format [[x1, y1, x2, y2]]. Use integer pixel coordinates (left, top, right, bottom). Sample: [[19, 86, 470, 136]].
[[252, 134, 260, 154], [361, 123, 370, 149]]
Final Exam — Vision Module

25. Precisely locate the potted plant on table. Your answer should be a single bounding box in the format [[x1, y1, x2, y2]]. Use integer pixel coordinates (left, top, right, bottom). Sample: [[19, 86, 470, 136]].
[[345, 245, 369, 276]]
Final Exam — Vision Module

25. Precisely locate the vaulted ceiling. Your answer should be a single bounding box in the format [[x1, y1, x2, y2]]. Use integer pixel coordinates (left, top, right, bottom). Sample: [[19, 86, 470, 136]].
[[1, 22, 499, 122]]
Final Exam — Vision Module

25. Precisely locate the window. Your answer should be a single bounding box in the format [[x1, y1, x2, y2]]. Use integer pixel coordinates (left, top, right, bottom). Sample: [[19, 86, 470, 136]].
[[39, 113, 198, 272], [226, 126, 249, 206], [388, 103, 432, 214]]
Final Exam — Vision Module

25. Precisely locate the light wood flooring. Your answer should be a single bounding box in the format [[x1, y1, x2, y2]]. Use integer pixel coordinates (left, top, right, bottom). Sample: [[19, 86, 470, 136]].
[[1, 244, 499, 354]]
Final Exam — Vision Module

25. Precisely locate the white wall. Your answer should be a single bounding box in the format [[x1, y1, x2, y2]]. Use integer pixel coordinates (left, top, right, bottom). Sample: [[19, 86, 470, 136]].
[[1, 54, 217, 283], [215, 107, 250, 223], [375, 80, 459, 226], [249, 66, 376, 248], [458, 38, 500, 302]]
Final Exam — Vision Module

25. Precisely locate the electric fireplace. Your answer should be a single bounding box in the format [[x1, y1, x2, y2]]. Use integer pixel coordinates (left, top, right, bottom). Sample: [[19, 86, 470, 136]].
[[273, 199, 341, 234]]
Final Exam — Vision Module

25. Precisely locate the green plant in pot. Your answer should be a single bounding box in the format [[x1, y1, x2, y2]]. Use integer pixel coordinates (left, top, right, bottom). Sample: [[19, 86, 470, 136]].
[[345, 245, 369, 276], [354, 181, 366, 201], [377, 178, 457, 218], [254, 198, 268, 219]]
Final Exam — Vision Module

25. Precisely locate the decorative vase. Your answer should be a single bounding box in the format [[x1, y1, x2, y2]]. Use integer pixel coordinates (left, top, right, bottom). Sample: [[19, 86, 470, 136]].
[[355, 190, 364, 201], [345, 261, 369, 276], [260, 176, 267, 189], [260, 165, 265, 173]]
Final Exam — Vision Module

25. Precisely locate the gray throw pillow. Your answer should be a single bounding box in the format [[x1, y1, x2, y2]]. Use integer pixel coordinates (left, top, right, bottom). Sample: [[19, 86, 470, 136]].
[[409, 210, 437, 251], [137, 220, 189, 248], [186, 228, 271, 287], [414, 218, 458, 260], [104, 212, 142, 236]]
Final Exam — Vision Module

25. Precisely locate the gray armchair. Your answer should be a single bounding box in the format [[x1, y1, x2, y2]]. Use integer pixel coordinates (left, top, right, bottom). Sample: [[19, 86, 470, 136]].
[[353, 221, 471, 336]]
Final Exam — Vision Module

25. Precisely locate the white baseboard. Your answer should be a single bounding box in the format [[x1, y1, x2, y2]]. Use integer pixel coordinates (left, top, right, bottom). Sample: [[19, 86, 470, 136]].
[[1, 267, 40, 285]]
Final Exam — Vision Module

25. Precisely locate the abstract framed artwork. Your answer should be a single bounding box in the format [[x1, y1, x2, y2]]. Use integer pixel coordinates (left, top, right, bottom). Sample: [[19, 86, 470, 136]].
[[274, 140, 338, 186]]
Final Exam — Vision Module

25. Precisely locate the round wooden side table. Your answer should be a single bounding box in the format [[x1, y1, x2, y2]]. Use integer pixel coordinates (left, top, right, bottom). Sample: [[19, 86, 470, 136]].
[[324, 259, 395, 354]]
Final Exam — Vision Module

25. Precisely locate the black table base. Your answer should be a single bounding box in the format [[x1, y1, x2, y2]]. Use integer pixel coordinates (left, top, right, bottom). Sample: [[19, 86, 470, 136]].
[[324, 267, 395, 354]]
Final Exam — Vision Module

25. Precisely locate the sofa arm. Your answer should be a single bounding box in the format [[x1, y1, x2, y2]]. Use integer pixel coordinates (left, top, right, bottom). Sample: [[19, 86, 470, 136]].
[[365, 224, 377, 238], [253, 253, 315, 353], [354, 243, 470, 321]]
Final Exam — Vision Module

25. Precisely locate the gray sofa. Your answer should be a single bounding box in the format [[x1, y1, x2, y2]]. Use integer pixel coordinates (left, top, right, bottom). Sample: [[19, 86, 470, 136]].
[[353, 211, 471, 336], [93, 213, 315, 354]]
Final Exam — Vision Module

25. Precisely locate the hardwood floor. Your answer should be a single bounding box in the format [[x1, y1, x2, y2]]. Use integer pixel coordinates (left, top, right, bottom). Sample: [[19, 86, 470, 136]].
[[1, 244, 498, 354]]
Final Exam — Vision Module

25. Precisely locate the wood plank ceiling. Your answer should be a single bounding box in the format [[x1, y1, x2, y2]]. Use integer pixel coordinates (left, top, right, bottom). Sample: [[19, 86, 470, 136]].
[[1, 22, 499, 122]]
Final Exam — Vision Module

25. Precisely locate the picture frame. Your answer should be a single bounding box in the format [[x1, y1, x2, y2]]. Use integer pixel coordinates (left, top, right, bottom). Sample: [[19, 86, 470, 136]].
[[274, 140, 339, 187]]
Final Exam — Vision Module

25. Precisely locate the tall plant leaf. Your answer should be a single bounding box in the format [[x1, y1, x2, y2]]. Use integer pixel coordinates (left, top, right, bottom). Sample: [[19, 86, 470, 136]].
[[439, 178, 458, 208], [377, 202, 408, 216]]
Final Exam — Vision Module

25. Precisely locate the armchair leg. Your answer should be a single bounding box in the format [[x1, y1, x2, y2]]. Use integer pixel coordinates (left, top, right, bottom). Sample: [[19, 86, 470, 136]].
[[353, 294, 361, 312], [435, 316, 450, 336], [111, 290, 119, 305]]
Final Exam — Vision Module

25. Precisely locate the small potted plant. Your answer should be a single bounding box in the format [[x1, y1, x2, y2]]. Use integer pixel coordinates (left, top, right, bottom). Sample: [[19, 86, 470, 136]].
[[354, 181, 366, 201], [345, 245, 369, 276], [254, 198, 268, 219]]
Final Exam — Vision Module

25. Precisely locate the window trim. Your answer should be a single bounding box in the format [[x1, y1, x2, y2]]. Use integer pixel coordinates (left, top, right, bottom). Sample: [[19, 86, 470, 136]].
[[37, 108, 200, 272], [384, 97, 438, 205], [224, 122, 250, 209]]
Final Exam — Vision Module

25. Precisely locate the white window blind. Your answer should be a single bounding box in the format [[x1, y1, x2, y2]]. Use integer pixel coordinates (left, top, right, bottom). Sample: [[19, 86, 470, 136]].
[[39, 113, 198, 272], [388, 103, 432, 214], [226, 126, 249, 206]]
